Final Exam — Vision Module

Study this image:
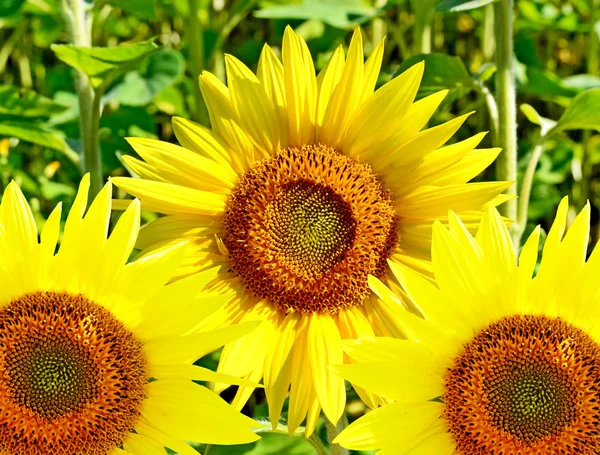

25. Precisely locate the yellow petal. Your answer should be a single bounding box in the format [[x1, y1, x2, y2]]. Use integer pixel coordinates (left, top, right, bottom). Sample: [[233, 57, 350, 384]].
[[307, 313, 345, 424], [282, 26, 317, 146], [257, 44, 287, 146], [111, 177, 226, 215], [320, 28, 364, 148], [225, 54, 280, 154], [344, 62, 424, 159]]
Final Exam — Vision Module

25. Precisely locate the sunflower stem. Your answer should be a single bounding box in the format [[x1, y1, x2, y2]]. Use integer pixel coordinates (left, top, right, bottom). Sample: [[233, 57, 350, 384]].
[[412, 0, 434, 54], [493, 0, 518, 244], [482, 2, 495, 62], [188, 0, 209, 125], [61, 0, 102, 199], [514, 133, 548, 246], [325, 415, 349, 455], [307, 432, 328, 455]]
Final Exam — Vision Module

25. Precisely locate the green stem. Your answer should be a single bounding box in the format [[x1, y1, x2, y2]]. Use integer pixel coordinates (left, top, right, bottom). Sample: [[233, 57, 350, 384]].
[[208, 0, 255, 80], [0, 21, 26, 75], [590, 0, 600, 75], [187, 0, 209, 124], [493, 0, 518, 242], [61, 0, 102, 199], [482, 2, 495, 62], [514, 134, 547, 246], [307, 433, 328, 455], [476, 80, 499, 144], [326, 416, 349, 455], [412, 0, 434, 54]]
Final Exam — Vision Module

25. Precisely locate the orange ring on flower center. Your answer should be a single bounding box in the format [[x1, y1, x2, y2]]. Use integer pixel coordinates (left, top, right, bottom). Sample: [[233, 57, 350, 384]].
[[444, 314, 600, 454], [0, 291, 147, 455], [223, 144, 398, 314]]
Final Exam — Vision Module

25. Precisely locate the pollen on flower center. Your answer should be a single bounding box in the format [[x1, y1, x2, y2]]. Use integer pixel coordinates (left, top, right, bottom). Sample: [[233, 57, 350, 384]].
[[223, 144, 398, 314], [0, 291, 147, 455], [443, 314, 600, 455], [268, 181, 356, 278]]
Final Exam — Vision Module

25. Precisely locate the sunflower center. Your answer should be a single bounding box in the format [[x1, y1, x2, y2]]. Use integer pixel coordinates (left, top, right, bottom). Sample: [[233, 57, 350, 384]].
[[223, 144, 397, 314], [0, 291, 147, 455], [444, 314, 600, 455], [268, 181, 356, 278]]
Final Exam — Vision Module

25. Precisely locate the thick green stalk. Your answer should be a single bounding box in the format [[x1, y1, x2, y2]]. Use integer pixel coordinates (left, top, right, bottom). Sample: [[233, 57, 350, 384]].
[[188, 0, 209, 124], [412, 0, 434, 54], [62, 0, 102, 199], [493, 0, 518, 243], [326, 416, 349, 455], [482, 2, 495, 62]]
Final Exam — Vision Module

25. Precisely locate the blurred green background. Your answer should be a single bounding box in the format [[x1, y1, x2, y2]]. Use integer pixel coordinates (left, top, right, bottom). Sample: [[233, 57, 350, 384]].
[[1, 0, 600, 452]]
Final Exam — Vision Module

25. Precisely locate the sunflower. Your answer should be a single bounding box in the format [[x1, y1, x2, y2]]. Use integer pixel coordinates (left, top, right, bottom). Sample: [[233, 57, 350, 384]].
[[111, 27, 510, 435], [332, 199, 600, 454], [0, 174, 260, 455]]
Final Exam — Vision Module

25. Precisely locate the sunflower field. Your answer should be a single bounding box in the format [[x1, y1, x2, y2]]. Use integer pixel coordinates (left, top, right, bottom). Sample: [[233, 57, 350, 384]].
[[1, 0, 600, 454]]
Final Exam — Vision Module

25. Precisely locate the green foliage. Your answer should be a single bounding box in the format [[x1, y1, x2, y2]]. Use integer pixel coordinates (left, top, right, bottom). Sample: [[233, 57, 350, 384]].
[[51, 38, 159, 88], [255, 0, 380, 29], [436, 0, 497, 12], [555, 89, 600, 132], [0, 85, 67, 117], [0, 0, 25, 17], [108, 49, 185, 106], [398, 53, 475, 91]]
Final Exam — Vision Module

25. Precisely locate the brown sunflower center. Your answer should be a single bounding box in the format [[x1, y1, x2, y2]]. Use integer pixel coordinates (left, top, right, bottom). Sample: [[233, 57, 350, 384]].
[[223, 144, 397, 314], [0, 291, 147, 455], [444, 314, 600, 455]]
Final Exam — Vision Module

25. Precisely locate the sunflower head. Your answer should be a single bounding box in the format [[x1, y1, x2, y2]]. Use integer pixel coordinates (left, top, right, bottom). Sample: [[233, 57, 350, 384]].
[[0, 175, 260, 455], [112, 26, 509, 435], [333, 199, 600, 454]]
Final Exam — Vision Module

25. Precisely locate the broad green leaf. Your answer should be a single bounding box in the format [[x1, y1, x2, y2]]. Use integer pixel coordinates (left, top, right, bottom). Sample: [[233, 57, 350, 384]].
[[0, 121, 70, 152], [255, 0, 380, 29], [436, 0, 496, 12], [51, 39, 158, 88], [38, 177, 76, 200], [0, 85, 67, 118], [555, 89, 600, 132], [519, 67, 578, 100], [520, 104, 557, 136], [109, 49, 184, 106], [562, 74, 600, 91], [0, 0, 25, 17], [397, 53, 474, 91], [105, 0, 157, 19]]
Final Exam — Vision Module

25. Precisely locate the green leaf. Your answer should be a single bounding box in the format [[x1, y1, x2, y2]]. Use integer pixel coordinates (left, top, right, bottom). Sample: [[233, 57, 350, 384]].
[[436, 0, 496, 12], [38, 177, 76, 200], [0, 85, 68, 118], [518, 67, 579, 100], [105, 0, 157, 19], [397, 53, 475, 92], [520, 103, 557, 136], [0, 121, 70, 152], [255, 0, 380, 29], [51, 38, 159, 88], [201, 432, 316, 455], [475, 63, 496, 82], [562, 74, 600, 91], [555, 89, 600, 132], [109, 49, 185, 106], [0, 0, 25, 17]]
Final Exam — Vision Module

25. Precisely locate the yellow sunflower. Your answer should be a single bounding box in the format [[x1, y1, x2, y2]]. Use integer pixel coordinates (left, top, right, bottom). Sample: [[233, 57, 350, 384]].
[[0, 174, 260, 455], [112, 27, 510, 434], [332, 199, 600, 454]]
